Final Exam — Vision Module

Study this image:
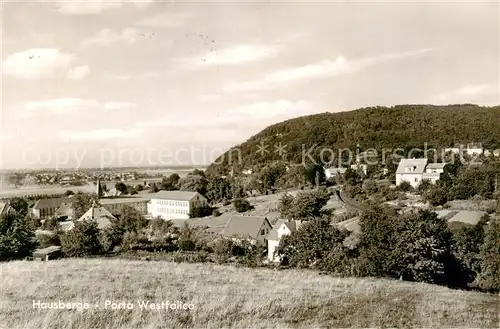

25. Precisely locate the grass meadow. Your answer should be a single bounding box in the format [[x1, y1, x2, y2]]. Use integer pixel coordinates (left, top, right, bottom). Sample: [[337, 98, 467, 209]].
[[1, 258, 499, 329]]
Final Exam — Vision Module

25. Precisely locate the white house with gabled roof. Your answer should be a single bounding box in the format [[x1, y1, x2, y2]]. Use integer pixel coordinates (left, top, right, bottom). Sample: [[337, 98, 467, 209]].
[[396, 158, 448, 188], [267, 219, 301, 262], [147, 191, 208, 220]]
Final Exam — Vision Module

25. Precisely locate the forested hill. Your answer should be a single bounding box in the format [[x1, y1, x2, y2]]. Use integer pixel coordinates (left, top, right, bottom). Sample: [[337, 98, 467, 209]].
[[206, 104, 500, 175]]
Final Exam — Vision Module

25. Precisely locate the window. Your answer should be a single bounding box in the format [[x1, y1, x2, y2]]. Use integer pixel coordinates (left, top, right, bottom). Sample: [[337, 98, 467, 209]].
[[261, 229, 265, 235]]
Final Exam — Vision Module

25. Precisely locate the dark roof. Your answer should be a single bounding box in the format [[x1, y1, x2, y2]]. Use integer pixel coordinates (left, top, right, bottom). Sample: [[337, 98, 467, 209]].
[[77, 205, 116, 229], [0, 202, 16, 216], [222, 215, 271, 239], [152, 191, 201, 201], [55, 203, 74, 217], [33, 197, 70, 210]]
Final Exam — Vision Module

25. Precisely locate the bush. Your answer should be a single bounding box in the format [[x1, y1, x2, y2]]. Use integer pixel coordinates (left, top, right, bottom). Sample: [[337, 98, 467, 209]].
[[189, 205, 212, 218], [478, 218, 500, 292], [38, 231, 62, 249], [0, 212, 38, 261], [233, 198, 252, 213], [121, 231, 139, 252], [275, 219, 350, 270], [452, 216, 488, 287], [356, 208, 458, 286], [60, 221, 102, 257], [423, 186, 448, 206], [397, 181, 413, 192], [279, 189, 330, 221], [177, 223, 197, 251], [212, 208, 221, 217], [41, 217, 60, 231], [212, 238, 236, 264]]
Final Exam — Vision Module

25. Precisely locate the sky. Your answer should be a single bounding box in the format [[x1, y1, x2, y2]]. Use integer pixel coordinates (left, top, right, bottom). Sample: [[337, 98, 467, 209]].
[[1, 0, 499, 169]]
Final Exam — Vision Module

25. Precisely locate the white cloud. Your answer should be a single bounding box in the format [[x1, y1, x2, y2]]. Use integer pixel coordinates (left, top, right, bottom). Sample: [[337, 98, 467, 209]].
[[433, 84, 499, 106], [224, 48, 433, 92], [3, 48, 75, 79], [24, 98, 136, 114], [227, 100, 315, 121], [103, 71, 159, 81], [174, 44, 283, 69], [81, 28, 138, 48], [67, 65, 91, 80], [200, 94, 222, 101], [103, 101, 136, 110], [136, 12, 191, 28], [55, 0, 153, 15], [59, 128, 143, 141], [104, 73, 132, 81]]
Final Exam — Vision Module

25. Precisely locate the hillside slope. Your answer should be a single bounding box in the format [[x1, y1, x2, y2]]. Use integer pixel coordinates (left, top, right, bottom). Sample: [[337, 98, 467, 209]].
[[1, 259, 499, 329], [207, 104, 500, 174]]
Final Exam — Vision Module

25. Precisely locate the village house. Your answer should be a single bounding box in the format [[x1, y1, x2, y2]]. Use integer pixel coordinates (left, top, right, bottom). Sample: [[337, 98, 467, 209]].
[[222, 215, 272, 246], [100, 197, 149, 216], [444, 144, 463, 155], [0, 201, 18, 217], [422, 162, 447, 183], [267, 219, 299, 262], [147, 191, 208, 220], [324, 167, 347, 180], [466, 142, 483, 156], [66, 203, 117, 230], [31, 197, 71, 220], [396, 158, 446, 188]]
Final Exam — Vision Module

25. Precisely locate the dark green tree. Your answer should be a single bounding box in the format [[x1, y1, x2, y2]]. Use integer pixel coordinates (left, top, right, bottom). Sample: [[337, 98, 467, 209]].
[[478, 217, 500, 292], [60, 221, 102, 257], [0, 212, 38, 261]]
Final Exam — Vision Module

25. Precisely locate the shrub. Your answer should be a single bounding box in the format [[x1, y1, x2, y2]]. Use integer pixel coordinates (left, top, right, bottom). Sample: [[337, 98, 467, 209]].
[[189, 205, 212, 218], [0, 212, 38, 261], [356, 208, 458, 286], [121, 231, 139, 252], [417, 179, 433, 193], [212, 238, 236, 264], [233, 198, 252, 213], [38, 231, 62, 249], [41, 217, 60, 231], [478, 217, 500, 292], [452, 215, 488, 287], [362, 179, 378, 194], [275, 219, 350, 270], [423, 186, 448, 206], [397, 181, 413, 192], [212, 208, 221, 217], [60, 221, 102, 257], [177, 223, 197, 251], [279, 189, 330, 221]]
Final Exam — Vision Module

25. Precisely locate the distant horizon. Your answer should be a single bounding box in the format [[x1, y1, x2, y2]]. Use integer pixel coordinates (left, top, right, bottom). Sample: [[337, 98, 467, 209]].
[[2, 103, 500, 171]]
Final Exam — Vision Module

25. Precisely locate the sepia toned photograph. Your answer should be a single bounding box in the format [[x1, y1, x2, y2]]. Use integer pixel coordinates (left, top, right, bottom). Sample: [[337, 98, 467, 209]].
[[0, 0, 499, 328]]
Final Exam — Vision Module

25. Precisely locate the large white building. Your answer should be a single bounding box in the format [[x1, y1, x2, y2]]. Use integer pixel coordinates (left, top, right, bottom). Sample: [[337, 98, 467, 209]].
[[147, 191, 208, 220], [396, 158, 446, 188]]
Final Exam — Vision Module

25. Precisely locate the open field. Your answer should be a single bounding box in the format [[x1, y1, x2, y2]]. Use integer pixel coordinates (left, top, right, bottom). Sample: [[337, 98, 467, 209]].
[[1, 259, 498, 329]]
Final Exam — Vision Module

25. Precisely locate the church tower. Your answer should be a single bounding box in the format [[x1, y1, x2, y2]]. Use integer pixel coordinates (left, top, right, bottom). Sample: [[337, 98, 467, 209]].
[[96, 179, 103, 198]]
